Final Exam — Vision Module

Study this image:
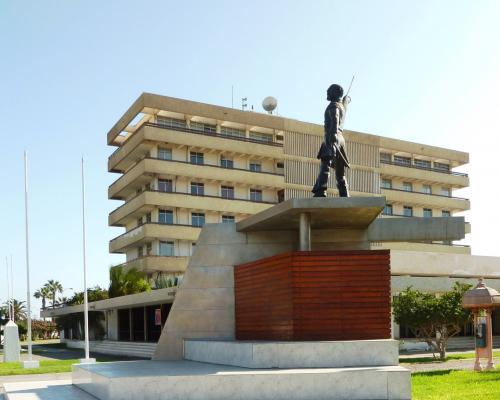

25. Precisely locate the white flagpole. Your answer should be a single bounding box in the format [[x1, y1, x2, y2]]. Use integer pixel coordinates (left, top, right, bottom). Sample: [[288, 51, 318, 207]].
[[10, 255, 14, 323], [23, 151, 38, 368], [6, 256, 11, 320], [81, 157, 93, 363]]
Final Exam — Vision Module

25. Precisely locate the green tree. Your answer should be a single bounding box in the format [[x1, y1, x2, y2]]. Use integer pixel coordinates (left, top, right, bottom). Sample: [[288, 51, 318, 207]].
[[45, 280, 64, 308], [108, 266, 151, 298], [3, 299, 27, 321], [67, 286, 109, 305], [34, 286, 51, 309], [393, 282, 472, 360]]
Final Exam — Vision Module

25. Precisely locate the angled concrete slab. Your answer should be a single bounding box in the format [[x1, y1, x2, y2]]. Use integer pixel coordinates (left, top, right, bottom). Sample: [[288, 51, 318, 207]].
[[236, 197, 385, 232]]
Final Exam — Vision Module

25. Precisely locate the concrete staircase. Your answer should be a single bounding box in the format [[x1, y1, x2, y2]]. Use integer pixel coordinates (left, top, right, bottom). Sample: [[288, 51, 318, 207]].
[[72, 339, 411, 400], [65, 340, 157, 359]]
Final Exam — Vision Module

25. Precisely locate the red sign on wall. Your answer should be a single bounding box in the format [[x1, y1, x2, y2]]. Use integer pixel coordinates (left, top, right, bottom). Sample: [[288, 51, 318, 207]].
[[155, 309, 162, 326]]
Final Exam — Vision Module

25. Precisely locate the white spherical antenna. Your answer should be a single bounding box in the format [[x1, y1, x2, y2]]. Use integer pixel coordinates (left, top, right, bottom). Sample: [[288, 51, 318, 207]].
[[262, 96, 278, 114]]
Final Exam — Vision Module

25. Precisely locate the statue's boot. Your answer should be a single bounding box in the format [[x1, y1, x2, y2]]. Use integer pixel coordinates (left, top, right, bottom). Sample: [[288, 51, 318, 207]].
[[337, 177, 350, 197], [312, 159, 330, 197]]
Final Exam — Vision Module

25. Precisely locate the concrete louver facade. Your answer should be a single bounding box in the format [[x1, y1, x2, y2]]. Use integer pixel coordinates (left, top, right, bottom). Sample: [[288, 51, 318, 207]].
[[107, 93, 470, 284]]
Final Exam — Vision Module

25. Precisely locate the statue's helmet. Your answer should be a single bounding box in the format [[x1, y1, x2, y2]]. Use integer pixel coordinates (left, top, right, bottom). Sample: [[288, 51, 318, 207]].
[[327, 84, 344, 101]]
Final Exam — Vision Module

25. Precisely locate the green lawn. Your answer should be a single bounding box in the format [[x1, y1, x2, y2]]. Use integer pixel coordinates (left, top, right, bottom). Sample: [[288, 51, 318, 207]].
[[0, 355, 122, 376], [400, 351, 500, 364], [0, 359, 80, 375], [412, 368, 500, 400]]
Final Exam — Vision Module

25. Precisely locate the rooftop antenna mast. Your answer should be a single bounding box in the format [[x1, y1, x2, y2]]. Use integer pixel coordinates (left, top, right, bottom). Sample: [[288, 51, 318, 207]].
[[242, 97, 247, 111]]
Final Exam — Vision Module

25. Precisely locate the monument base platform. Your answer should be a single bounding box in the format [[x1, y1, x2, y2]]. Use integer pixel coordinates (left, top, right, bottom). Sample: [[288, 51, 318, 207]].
[[72, 360, 410, 400], [184, 339, 399, 368]]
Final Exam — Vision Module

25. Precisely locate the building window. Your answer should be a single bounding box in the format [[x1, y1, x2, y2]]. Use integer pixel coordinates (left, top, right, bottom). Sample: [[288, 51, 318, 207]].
[[220, 157, 234, 169], [221, 126, 245, 138], [137, 217, 143, 227], [394, 155, 411, 166], [383, 204, 393, 216], [276, 162, 284, 170], [158, 147, 172, 160], [159, 241, 174, 256], [191, 212, 205, 227], [249, 131, 273, 142], [190, 121, 216, 133], [380, 152, 392, 163], [221, 186, 234, 199], [146, 243, 152, 255], [434, 162, 450, 172], [249, 162, 262, 172], [190, 152, 204, 165], [146, 212, 151, 223], [414, 159, 431, 169], [381, 179, 392, 189], [403, 206, 413, 217], [159, 210, 173, 225], [222, 215, 235, 224], [190, 243, 196, 256], [158, 179, 173, 193], [423, 208, 433, 217], [442, 210, 451, 217], [276, 134, 284, 141], [250, 189, 262, 202], [157, 116, 186, 129], [403, 182, 413, 192], [138, 246, 143, 257], [190, 182, 204, 196], [441, 187, 451, 197], [421, 184, 432, 194]]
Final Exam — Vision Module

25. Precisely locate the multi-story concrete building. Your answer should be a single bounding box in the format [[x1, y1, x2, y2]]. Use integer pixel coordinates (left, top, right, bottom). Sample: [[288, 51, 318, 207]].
[[45, 93, 497, 356], [107, 93, 470, 285]]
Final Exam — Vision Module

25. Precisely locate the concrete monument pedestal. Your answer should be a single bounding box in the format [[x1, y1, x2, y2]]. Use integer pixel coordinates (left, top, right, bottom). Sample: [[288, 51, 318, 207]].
[[73, 197, 466, 400], [3, 320, 21, 362]]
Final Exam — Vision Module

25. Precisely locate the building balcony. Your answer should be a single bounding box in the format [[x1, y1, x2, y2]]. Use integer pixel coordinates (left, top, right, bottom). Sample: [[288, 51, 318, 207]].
[[381, 187, 470, 211], [108, 123, 283, 173], [109, 223, 201, 254], [380, 160, 469, 188], [117, 255, 189, 274], [109, 190, 275, 227], [108, 157, 284, 200]]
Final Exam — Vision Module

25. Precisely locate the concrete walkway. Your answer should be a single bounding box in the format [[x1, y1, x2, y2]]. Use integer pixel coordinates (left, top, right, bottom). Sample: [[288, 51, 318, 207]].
[[399, 349, 500, 372], [2, 380, 95, 400]]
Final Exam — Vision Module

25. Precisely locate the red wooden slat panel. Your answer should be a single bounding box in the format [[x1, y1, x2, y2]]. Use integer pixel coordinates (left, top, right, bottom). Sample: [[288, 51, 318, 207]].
[[235, 250, 391, 341]]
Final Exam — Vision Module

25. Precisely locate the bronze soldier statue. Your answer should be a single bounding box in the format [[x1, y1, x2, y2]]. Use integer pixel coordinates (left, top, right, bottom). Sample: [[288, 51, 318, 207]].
[[312, 84, 350, 197]]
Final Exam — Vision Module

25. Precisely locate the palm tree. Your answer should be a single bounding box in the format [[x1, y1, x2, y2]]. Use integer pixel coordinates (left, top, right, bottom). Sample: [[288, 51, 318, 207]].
[[4, 299, 27, 321], [109, 266, 151, 298], [45, 280, 63, 308], [34, 286, 51, 309]]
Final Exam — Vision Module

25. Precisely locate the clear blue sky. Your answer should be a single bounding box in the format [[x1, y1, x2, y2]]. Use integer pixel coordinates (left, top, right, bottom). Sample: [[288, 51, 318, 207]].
[[1, 1, 499, 316]]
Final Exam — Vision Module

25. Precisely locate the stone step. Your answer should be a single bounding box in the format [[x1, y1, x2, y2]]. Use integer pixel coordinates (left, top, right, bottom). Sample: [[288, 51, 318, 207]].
[[65, 340, 157, 358], [184, 339, 399, 368], [73, 360, 411, 400]]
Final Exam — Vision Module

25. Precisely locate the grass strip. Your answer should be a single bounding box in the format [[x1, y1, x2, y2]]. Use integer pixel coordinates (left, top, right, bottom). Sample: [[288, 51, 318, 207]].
[[412, 368, 500, 399]]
